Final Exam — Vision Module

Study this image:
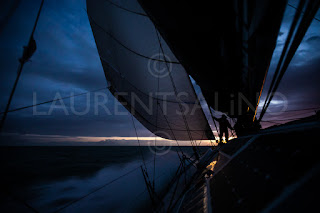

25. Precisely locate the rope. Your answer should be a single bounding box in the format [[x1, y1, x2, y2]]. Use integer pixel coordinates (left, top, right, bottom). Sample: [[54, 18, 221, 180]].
[[120, 171, 167, 213], [196, 129, 206, 147], [130, 114, 148, 170], [157, 102, 184, 155], [167, 164, 182, 210], [54, 153, 170, 213], [259, 0, 320, 121], [0, 87, 108, 115], [104, 0, 148, 16], [130, 114, 158, 208], [152, 46, 162, 190], [177, 152, 187, 186], [53, 165, 142, 213], [154, 29, 198, 157], [288, 2, 320, 22], [259, 0, 306, 121], [0, 0, 45, 132], [147, 29, 186, 157], [262, 0, 320, 118]]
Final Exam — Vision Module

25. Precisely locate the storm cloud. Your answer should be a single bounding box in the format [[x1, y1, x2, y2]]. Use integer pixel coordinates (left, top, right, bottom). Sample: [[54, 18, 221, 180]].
[[0, 0, 319, 143]]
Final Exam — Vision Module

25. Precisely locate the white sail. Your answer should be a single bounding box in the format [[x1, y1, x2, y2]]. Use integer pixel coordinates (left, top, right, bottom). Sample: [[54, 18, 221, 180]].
[[87, 0, 214, 140]]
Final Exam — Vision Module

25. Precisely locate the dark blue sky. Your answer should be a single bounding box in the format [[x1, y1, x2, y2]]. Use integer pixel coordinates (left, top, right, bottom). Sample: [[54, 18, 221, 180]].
[[0, 0, 319, 144]]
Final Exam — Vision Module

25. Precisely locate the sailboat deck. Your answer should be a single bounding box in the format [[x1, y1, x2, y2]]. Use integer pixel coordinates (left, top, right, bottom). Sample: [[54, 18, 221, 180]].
[[178, 179, 206, 213], [177, 120, 320, 212]]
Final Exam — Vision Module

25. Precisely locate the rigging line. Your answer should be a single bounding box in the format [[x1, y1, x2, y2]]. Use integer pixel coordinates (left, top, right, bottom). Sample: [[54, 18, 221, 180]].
[[152, 46, 161, 190], [53, 165, 141, 213], [288, 2, 320, 22], [120, 171, 167, 213], [196, 129, 206, 147], [104, 0, 148, 16], [157, 102, 184, 156], [155, 29, 197, 153], [260, 0, 306, 120], [130, 114, 148, 170], [164, 156, 189, 212], [264, 0, 320, 117], [196, 129, 210, 156], [167, 164, 182, 211], [260, 0, 320, 121], [148, 32, 185, 156], [140, 166, 157, 211], [176, 151, 187, 186], [0, 87, 108, 115], [198, 131, 211, 149], [152, 137, 156, 191], [30, 0, 44, 39], [260, 0, 305, 118], [0, 0, 45, 132], [85, 9, 180, 64], [55, 154, 168, 213], [160, 158, 187, 211]]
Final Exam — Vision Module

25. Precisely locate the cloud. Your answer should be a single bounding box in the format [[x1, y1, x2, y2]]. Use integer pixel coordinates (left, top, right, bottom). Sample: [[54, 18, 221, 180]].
[[306, 35, 320, 43], [0, 0, 319, 141], [0, 133, 213, 146]]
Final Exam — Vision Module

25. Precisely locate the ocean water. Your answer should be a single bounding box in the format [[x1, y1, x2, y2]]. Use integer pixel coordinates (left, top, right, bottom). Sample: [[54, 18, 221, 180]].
[[0, 146, 209, 213]]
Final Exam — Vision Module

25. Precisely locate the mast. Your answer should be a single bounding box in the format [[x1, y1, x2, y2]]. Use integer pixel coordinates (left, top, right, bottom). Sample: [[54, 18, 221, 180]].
[[0, 0, 44, 132]]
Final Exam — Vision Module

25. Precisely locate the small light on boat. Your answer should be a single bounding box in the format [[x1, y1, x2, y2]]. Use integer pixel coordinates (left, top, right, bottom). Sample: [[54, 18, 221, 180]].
[[206, 160, 217, 172]]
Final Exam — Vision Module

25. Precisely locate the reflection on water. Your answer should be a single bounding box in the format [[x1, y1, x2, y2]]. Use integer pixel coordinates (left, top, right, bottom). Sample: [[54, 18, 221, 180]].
[[0, 146, 207, 213]]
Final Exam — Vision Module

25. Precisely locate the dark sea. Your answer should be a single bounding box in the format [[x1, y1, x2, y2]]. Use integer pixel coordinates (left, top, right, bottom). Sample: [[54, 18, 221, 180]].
[[0, 146, 209, 213]]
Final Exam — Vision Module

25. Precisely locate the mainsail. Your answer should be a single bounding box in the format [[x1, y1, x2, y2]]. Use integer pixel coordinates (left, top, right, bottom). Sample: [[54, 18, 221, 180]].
[[87, 0, 214, 140]]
